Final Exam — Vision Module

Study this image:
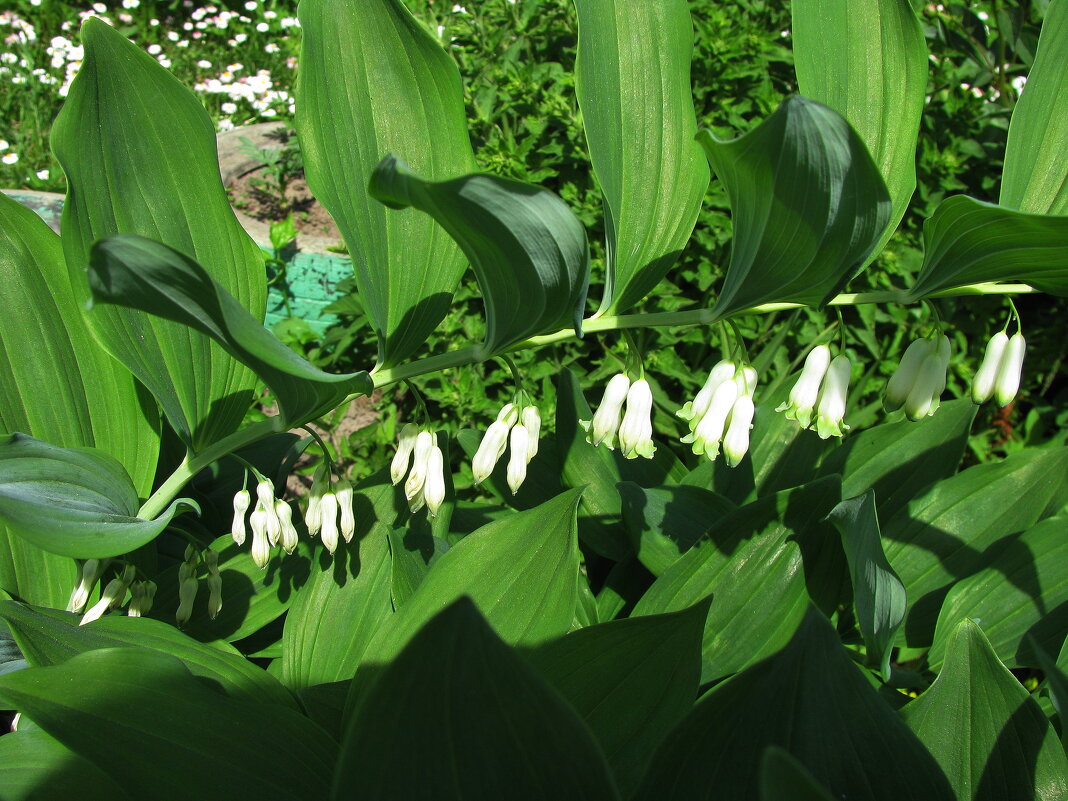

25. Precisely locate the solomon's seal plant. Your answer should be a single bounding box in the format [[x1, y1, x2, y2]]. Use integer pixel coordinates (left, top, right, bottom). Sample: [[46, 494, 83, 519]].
[[0, 0, 1067, 798]]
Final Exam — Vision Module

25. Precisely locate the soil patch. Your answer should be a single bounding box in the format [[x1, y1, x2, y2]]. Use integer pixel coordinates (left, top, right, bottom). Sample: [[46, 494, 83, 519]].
[[228, 167, 342, 241]]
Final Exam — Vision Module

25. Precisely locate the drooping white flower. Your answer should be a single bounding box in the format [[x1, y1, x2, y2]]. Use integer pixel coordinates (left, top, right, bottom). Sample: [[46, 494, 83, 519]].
[[471, 419, 512, 485], [319, 492, 339, 554], [884, 337, 935, 413], [815, 355, 852, 439], [127, 580, 156, 617], [80, 565, 135, 625], [335, 480, 355, 542], [275, 499, 299, 553], [722, 395, 756, 467], [618, 379, 656, 459], [390, 423, 420, 485], [581, 373, 631, 448], [424, 444, 446, 517], [249, 507, 271, 569], [175, 561, 199, 628], [205, 550, 223, 620], [994, 332, 1026, 407], [684, 377, 738, 458], [777, 345, 831, 429], [521, 405, 541, 461], [230, 488, 250, 546], [904, 335, 951, 421], [506, 424, 530, 494], [405, 431, 435, 507], [972, 331, 1009, 404], [305, 464, 328, 535], [67, 558, 105, 613], [255, 479, 281, 546], [678, 360, 736, 424]]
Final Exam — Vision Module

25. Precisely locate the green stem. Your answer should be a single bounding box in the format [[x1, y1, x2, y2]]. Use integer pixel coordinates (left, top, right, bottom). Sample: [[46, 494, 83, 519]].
[[137, 418, 281, 520]]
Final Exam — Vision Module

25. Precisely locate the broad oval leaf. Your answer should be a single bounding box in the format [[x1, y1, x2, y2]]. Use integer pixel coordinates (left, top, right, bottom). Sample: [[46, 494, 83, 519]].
[[525, 601, 708, 796], [335, 599, 620, 801], [902, 618, 1068, 801], [0, 730, 131, 801], [826, 490, 907, 680], [361, 488, 584, 666], [369, 154, 590, 356], [0, 600, 295, 710], [908, 196, 1068, 298], [0, 434, 195, 559], [632, 477, 842, 683], [1000, 0, 1068, 215], [0, 648, 336, 801], [296, 0, 477, 367], [929, 513, 1068, 670], [52, 18, 266, 449], [87, 235, 372, 429], [793, 0, 928, 252], [633, 606, 954, 801], [573, 0, 709, 315], [760, 748, 838, 801], [700, 95, 892, 317]]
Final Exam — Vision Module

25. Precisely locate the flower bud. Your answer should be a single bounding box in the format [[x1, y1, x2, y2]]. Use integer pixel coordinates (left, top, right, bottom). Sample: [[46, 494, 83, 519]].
[[256, 480, 281, 546], [390, 423, 420, 485], [777, 345, 830, 429], [67, 558, 106, 613], [80, 572, 129, 625], [275, 499, 299, 553], [618, 379, 656, 460], [424, 444, 446, 517], [722, 395, 755, 467], [885, 338, 935, 412], [972, 331, 1009, 404], [904, 348, 948, 421], [404, 431, 435, 505], [684, 378, 738, 457], [582, 373, 631, 448], [994, 332, 1026, 407], [205, 550, 223, 619], [319, 492, 339, 554], [679, 360, 736, 424], [230, 489, 250, 546], [249, 507, 271, 568], [335, 480, 356, 542], [175, 569, 199, 628], [127, 580, 156, 617], [815, 355, 852, 439], [506, 424, 530, 494], [521, 406, 541, 461], [471, 420, 511, 485]]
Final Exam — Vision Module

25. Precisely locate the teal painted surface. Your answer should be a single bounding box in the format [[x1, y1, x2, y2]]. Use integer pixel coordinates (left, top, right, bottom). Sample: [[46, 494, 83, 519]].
[[4, 189, 349, 334]]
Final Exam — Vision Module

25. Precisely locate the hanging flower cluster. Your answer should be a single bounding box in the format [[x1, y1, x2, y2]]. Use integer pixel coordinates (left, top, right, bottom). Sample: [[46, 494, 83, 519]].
[[391, 424, 447, 515], [678, 361, 757, 466], [68, 561, 156, 625], [972, 330, 1026, 407], [471, 402, 541, 493], [175, 545, 223, 627], [884, 334, 952, 420], [305, 465, 356, 554], [776, 345, 853, 439], [232, 476, 302, 566], [581, 375, 656, 459]]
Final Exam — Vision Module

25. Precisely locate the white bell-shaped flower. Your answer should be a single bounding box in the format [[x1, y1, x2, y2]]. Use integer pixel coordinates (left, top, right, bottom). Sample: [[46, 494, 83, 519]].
[[390, 423, 421, 485], [581, 373, 631, 449], [679, 360, 736, 424], [67, 558, 105, 613], [405, 431, 436, 504], [904, 335, 951, 421], [734, 365, 758, 398], [127, 580, 156, 618], [80, 565, 135, 625], [994, 332, 1026, 407], [885, 337, 935, 412], [618, 379, 656, 459], [722, 395, 756, 467], [255, 479, 281, 547], [815, 354, 852, 439], [319, 492, 340, 554], [972, 331, 1009, 404], [424, 444, 447, 517], [175, 561, 199, 628], [521, 405, 541, 461], [777, 345, 830, 429], [230, 489, 250, 546], [249, 507, 271, 569], [506, 424, 530, 494], [275, 499, 300, 554], [684, 378, 738, 457], [471, 419, 512, 485], [335, 480, 356, 542]]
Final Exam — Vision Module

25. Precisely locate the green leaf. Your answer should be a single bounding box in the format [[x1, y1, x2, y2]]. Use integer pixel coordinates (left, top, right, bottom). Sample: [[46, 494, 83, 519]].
[[902, 618, 1068, 801], [369, 155, 590, 355], [52, 18, 266, 449], [361, 488, 584, 666], [525, 601, 708, 796], [280, 524, 393, 690], [1030, 637, 1068, 751], [295, 0, 476, 367], [1000, 0, 1068, 215], [793, 0, 928, 251], [87, 235, 372, 429], [0, 193, 159, 608], [760, 748, 838, 801], [0, 730, 131, 801], [618, 482, 736, 576], [335, 599, 620, 801], [883, 447, 1068, 646], [388, 526, 449, 609], [633, 607, 954, 801], [573, 0, 709, 314], [0, 601, 295, 710], [632, 477, 842, 683], [700, 96, 892, 317], [0, 434, 195, 559], [930, 513, 1068, 669], [826, 491, 907, 680], [907, 196, 1068, 298], [817, 398, 975, 522], [0, 648, 336, 801]]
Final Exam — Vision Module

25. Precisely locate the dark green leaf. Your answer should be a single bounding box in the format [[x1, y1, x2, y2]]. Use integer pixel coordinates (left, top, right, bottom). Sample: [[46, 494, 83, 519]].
[[826, 491, 907, 679], [0, 730, 131, 801], [902, 618, 1068, 801], [0, 648, 336, 801], [335, 599, 620, 800], [369, 154, 590, 355], [296, 0, 477, 366], [700, 96, 892, 317], [526, 601, 708, 796], [1030, 637, 1068, 751], [908, 196, 1068, 298], [633, 607, 953, 801], [760, 747, 837, 801], [0, 434, 195, 559], [52, 18, 266, 449], [88, 235, 372, 428], [573, 0, 709, 314]]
